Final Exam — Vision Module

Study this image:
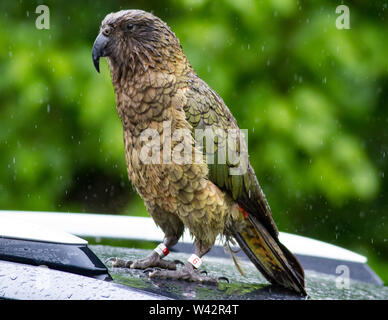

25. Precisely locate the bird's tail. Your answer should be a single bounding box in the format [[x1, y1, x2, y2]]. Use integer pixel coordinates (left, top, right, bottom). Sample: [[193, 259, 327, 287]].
[[232, 213, 306, 295]]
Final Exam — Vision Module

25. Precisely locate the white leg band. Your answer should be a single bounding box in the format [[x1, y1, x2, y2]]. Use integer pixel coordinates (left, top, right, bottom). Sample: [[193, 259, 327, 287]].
[[154, 243, 169, 258], [188, 254, 203, 269]]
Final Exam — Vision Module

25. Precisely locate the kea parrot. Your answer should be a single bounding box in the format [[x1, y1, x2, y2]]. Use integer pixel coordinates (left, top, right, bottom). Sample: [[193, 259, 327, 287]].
[[92, 9, 306, 295]]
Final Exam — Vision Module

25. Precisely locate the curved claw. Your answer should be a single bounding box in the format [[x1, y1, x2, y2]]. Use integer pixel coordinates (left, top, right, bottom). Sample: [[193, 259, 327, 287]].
[[105, 257, 117, 264], [174, 259, 185, 266], [143, 268, 154, 275], [217, 276, 229, 283], [105, 257, 133, 268]]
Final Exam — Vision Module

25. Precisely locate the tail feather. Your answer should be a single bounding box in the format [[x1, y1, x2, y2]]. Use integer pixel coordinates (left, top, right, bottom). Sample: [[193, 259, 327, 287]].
[[233, 214, 306, 295]]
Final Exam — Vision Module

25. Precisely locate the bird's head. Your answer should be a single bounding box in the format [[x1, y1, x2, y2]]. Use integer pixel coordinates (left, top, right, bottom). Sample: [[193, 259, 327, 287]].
[[92, 10, 186, 76]]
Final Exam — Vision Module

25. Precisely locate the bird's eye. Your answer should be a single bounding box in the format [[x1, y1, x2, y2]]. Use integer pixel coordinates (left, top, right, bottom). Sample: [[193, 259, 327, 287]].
[[126, 23, 135, 31]]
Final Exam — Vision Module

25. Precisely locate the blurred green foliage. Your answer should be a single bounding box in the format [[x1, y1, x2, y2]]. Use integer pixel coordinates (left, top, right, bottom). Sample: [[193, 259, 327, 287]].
[[0, 1, 387, 282]]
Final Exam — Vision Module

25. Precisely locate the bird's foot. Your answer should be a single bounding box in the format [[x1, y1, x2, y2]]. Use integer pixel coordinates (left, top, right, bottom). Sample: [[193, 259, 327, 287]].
[[148, 263, 225, 284], [106, 254, 181, 270]]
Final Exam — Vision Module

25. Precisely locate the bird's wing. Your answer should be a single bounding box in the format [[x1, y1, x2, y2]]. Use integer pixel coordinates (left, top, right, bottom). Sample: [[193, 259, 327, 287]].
[[181, 76, 279, 237]]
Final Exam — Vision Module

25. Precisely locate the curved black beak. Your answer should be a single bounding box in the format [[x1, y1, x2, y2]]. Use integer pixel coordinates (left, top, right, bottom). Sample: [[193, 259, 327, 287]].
[[92, 33, 109, 73]]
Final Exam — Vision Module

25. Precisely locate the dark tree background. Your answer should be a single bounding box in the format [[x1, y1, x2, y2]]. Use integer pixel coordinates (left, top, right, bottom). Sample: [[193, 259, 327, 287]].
[[0, 0, 387, 282]]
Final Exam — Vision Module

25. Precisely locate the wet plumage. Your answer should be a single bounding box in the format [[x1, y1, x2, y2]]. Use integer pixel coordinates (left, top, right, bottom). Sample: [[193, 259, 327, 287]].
[[92, 9, 306, 295]]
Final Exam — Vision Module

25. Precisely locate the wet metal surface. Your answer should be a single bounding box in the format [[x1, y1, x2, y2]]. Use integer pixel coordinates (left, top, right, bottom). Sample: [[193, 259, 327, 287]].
[[92, 245, 388, 300], [0, 260, 168, 300], [1, 245, 387, 300]]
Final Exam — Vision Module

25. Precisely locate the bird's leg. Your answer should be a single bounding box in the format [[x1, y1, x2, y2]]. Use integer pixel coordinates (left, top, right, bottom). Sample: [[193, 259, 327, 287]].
[[148, 240, 219, 284], [107, 234, 181, 270]]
